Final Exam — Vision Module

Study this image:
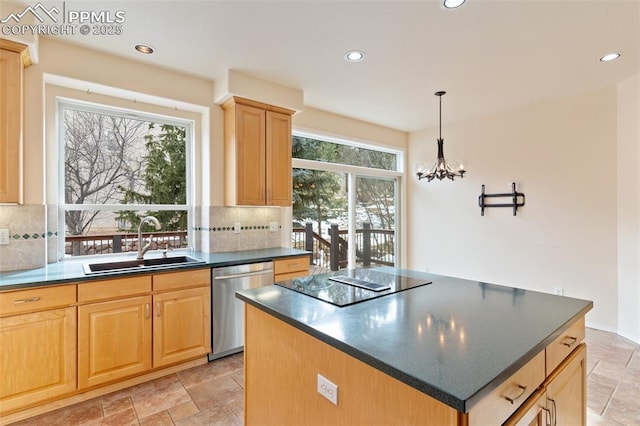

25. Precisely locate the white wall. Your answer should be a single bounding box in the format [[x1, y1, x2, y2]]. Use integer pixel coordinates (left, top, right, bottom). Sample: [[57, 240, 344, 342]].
[[294, 107, 407, 151], [407, 87, 620, 332], [617, 73, 640, 343]]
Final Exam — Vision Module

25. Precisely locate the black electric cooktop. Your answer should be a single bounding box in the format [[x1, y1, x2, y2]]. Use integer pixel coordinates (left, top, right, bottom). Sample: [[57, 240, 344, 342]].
[[276, 269, 432, 307]]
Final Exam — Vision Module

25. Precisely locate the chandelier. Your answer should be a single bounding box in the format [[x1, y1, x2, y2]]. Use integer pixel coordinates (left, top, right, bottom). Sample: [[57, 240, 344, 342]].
[[415, 91, 466, 182]]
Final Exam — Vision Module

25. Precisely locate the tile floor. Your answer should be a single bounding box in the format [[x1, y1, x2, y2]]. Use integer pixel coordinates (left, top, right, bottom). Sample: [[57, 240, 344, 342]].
[[9, 328, 640, 425], [584, 328, 640, 425]]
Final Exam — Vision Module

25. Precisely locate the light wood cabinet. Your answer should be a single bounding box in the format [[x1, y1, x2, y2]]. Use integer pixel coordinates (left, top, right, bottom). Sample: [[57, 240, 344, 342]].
[[274, 255, 310, 282], [152, 269, 211, 368], [77, 269, 211, 389], [504, 389, 548, 426], [546, 343, 586, 426], [0, 40, 29, 204], [1, 269, 211, 422], [223, 97, 294, 206], [468, 350, 545, 426], [546, 316, 585, 375], [78, 295, 152, 388], [500, 337, 587, 426], [77, 276, 152, 388], [0, 286, 76, 414]]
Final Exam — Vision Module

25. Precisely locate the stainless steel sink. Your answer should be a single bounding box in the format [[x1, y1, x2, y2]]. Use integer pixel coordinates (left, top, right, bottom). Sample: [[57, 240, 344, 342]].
[[83, 255, 204, 275]]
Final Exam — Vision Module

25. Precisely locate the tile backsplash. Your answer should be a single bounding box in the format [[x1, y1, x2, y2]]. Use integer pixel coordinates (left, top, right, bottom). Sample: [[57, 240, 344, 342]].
[[0, 204, 47, 272], [0, 204, 284, 271], [201, 206, 282, 252]]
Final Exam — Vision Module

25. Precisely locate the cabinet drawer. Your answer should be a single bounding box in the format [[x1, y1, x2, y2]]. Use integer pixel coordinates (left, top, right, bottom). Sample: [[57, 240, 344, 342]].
[[153, 268, 210, 292], [546, 316, 585, 375], [468, 350, 546, 426], [78, 276, 151, 303], [274, 256, 309, 275], [0, 285, 76, 316], [275, 270, 309, 282]]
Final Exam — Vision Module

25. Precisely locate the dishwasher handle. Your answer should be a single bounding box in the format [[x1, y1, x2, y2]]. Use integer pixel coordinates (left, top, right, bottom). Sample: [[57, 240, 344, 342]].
[[213, 269, 273, 281]]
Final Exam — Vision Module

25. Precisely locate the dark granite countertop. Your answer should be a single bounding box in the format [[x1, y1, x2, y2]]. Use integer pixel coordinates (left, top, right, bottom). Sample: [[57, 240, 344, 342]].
[[236, 267, 593, 413], [0, 248, 309, 291]]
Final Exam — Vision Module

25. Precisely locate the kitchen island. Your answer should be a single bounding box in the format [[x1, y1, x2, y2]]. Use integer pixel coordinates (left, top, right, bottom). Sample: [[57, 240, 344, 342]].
[[236, 268, 592, 425]]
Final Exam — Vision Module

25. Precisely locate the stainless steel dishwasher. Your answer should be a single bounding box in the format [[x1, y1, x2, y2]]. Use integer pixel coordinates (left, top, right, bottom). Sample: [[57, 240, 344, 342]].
[[209, 261, 273, 360]]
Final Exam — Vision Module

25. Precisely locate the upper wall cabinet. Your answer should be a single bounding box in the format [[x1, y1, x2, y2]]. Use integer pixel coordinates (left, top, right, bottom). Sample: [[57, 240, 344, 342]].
[[0, 40, 30, 204], [222, 97, 294, 206]]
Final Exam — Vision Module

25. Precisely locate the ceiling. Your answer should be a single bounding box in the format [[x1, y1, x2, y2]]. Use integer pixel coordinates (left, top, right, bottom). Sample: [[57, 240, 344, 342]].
[[5, 0, 640, 132]]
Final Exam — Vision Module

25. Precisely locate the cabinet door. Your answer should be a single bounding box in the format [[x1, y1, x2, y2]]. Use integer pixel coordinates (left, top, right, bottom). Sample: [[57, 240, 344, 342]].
[[78, 296, 152, 388], [235, 103, 266, 205], [547, 343, 586, 426], [153, 286, 211, 367], [265, 110, 292, 206], [504, 388, 548, 426], [0, 47, 22, 203], [0, 307, 76, 414]]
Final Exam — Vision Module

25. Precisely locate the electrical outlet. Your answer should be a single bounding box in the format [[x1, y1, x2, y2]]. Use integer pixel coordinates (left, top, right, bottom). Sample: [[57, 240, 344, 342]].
[[317, 374, 338, 405], [234, 223, 241, 234], [516, 180, 524, 192], [0, 229, 9, 245], [553, 287, 564, 296], [269, 221, 279, 232]]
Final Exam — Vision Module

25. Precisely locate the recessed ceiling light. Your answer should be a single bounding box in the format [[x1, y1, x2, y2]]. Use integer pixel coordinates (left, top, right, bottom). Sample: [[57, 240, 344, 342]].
[[345, 50, 365, 62], [135, 44, 154, 54], [599, 53, 620, 62], [443, 0, 466, 9]]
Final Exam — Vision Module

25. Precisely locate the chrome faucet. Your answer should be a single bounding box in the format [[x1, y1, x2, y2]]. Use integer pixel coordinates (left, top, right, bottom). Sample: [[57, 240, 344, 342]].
[[137, 216, 161, 260]]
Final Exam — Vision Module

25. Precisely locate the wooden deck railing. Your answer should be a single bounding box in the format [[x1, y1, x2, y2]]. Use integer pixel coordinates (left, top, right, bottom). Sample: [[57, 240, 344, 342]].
[[292, 222, 395, 271], [67, 225, 394, 269], [65, 231, 188, 256]]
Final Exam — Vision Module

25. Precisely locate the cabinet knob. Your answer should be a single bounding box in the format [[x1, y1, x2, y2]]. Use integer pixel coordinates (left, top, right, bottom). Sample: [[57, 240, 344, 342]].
[[145, 303, 150, 319], [156, 302, 161, 317]]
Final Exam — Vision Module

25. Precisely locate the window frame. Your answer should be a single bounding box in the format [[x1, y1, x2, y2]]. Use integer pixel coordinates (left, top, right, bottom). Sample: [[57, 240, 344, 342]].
[[291, 129, 404, 269], [57, 98, 195, 258]]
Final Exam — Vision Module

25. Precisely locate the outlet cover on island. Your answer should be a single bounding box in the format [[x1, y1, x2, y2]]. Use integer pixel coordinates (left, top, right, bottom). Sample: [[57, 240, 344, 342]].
[[317, 374, 338, 405], [269, 221, 279, 232], [0, 229, 9, 245], [234, 223, 241, 234]]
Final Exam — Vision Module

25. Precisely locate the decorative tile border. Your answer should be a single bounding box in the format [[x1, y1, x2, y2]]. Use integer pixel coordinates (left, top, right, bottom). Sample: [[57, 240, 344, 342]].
[[9, 231, 58, 241], [195, 224, 280, 232]]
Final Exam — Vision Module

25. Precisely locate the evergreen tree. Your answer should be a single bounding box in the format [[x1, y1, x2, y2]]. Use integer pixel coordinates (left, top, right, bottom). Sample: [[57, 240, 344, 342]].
[[292, 136, 346, 234], [116, 124, 187, 231]]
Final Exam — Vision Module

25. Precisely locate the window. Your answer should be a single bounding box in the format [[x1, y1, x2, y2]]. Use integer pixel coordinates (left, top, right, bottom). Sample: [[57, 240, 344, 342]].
[[58, 100, 192, 257], [291, 132, 402, 270], [293, 135, 397, 171]]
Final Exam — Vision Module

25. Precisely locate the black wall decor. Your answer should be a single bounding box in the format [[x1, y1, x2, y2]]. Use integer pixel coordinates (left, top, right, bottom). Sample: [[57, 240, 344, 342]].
[[478, 182, 525, 216]]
